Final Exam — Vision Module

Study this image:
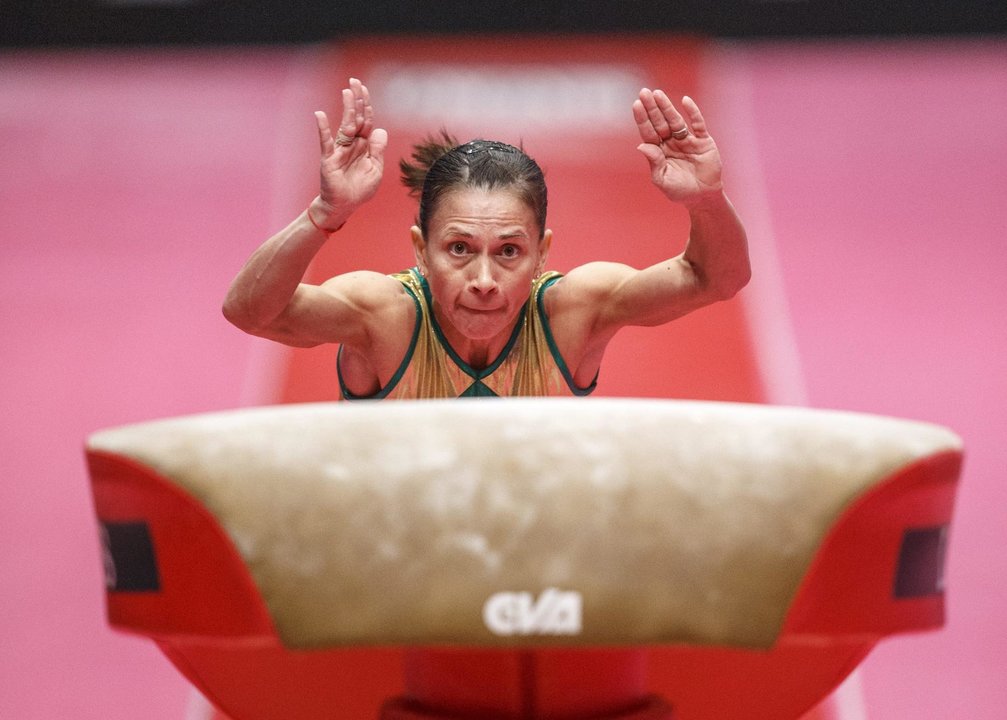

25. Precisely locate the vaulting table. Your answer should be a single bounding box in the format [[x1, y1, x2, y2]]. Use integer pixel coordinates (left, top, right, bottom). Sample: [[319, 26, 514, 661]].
[[85, 398, 962, 719]]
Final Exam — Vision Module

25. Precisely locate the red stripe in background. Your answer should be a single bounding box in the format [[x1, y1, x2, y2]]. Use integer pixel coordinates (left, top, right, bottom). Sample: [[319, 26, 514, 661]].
[[239, 34, 786, 720]]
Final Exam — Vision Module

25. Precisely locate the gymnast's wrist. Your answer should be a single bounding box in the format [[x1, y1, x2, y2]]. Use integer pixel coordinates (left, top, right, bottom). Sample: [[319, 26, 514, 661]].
[[682, 187, 727, 212], [306, 196, 350, 236]]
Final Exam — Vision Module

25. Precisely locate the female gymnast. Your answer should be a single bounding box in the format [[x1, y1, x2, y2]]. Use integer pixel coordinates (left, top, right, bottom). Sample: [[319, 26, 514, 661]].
[[223, 78, 750, 399]]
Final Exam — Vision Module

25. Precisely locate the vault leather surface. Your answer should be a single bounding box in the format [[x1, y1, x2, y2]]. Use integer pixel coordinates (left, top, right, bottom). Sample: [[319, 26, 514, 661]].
[[87, 398, 961, 650]]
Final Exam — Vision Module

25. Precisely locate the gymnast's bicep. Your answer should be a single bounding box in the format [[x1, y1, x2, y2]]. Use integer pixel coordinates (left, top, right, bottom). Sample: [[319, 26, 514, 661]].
[[256, 271, 407, 349]]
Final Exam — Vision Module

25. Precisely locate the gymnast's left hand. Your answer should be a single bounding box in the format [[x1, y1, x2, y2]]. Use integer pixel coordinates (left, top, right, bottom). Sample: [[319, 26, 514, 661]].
[[633, 89, 723, 206]]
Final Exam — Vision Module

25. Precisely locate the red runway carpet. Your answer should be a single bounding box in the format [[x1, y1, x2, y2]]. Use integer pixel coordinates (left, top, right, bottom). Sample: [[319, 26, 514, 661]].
[[237, 36, 778, 720]]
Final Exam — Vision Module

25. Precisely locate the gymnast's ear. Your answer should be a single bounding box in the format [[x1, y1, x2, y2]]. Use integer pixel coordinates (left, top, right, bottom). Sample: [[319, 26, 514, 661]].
[[411, 225, 429, 276], [536, 229, 553, 274]]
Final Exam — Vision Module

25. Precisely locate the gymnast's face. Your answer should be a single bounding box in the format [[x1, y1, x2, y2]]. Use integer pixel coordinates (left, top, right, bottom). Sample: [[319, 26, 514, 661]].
[[412, 186, 552, 347]]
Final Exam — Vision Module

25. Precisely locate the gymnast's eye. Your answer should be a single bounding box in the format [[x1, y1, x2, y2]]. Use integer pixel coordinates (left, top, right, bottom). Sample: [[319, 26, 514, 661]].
[[500, 244, 520, 258], [449, 241, 468, 255]]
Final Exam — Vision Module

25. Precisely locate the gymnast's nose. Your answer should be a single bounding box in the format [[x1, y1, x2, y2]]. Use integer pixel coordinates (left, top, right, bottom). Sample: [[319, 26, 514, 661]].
[[468, 255, 499, 295]]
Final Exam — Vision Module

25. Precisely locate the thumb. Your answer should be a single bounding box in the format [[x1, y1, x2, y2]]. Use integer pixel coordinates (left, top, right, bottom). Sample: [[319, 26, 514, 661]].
[[636, 142, 665, 168], [368, 128, 389, 165], [636, 143, 666, 183], [315, 110, 334, 155]]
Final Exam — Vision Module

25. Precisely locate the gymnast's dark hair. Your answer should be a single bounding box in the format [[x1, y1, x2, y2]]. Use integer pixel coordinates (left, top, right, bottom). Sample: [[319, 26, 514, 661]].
[[399, 131, 547, 239]]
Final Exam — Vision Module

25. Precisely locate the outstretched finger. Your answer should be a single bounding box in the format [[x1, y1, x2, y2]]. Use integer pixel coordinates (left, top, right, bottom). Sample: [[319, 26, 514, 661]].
[[349, 78, 366, 133], [337, 86, 358, 143], [681, 96, 709, 138], [315, 110, 334, 156], [654, 90, 689, 138], [633, 91, 663, 145], [359, 80, 375, 137]]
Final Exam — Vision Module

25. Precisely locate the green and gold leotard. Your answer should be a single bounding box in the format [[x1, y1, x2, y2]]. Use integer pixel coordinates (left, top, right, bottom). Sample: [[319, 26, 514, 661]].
[[337, 268, 596, 400]]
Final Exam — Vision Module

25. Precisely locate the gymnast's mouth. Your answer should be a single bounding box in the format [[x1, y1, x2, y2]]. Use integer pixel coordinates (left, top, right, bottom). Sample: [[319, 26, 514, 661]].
[[459, 305, 506, 315]]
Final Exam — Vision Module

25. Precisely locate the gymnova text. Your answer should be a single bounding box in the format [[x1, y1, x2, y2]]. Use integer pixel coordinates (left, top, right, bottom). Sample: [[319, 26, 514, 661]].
[[483, 588, 583, 636]]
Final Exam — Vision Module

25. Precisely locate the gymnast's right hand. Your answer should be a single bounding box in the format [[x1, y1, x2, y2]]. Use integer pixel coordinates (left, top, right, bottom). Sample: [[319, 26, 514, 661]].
[[312, 78, 388, 227]]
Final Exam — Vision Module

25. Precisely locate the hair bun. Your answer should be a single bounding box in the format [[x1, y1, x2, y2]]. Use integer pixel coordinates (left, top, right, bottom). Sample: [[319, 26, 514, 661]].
[[399, 129, 459, 198]]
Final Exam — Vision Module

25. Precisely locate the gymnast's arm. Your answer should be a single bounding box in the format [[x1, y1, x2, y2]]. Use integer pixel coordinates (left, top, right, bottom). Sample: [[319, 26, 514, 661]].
[[545, 90, 750, 383], [602, 90, 750, 321], [223, 79, 399, 348]]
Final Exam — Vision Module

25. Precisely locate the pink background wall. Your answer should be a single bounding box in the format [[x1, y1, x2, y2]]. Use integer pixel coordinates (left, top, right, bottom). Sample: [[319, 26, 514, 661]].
[[2, 37, 1004, 718], [712, 40, 1007, 718]]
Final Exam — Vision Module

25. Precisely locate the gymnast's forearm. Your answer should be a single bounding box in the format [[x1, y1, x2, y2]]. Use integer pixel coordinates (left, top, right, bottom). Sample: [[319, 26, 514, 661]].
[[221, 196, 351, 334], [681, 190, 751, 300]]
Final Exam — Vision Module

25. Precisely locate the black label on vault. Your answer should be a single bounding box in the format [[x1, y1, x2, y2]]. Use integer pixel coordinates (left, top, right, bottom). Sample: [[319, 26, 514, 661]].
[[100, 521, 160, 592]]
